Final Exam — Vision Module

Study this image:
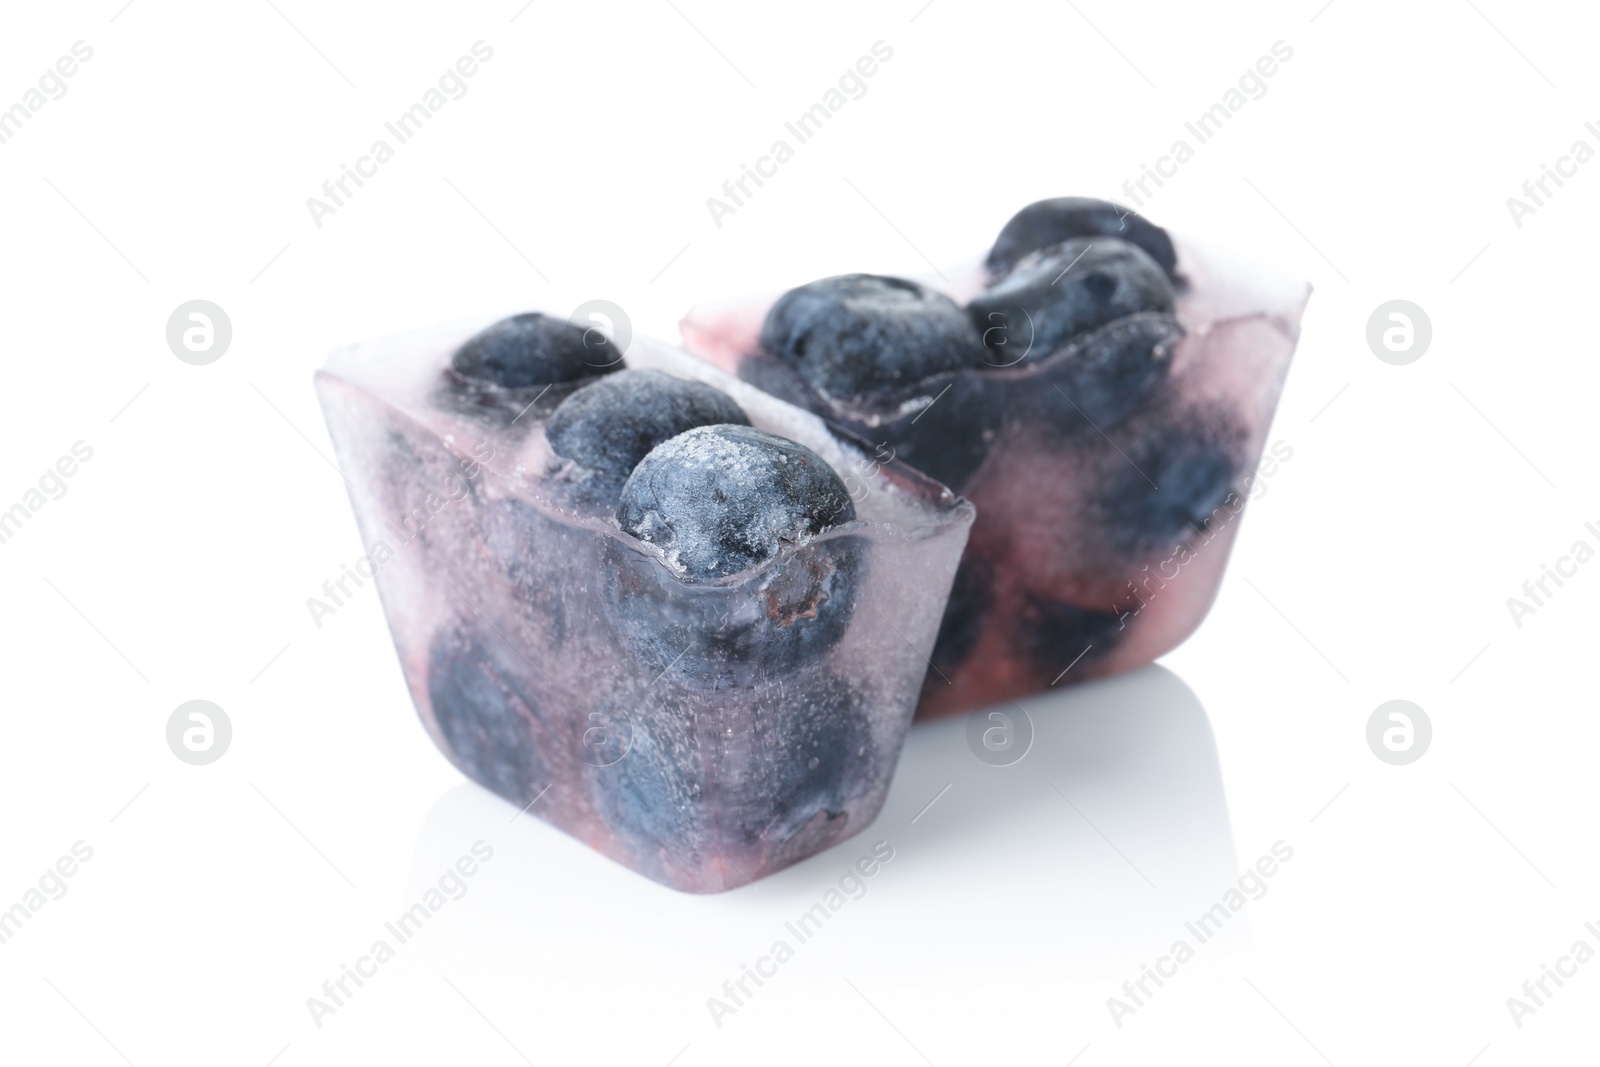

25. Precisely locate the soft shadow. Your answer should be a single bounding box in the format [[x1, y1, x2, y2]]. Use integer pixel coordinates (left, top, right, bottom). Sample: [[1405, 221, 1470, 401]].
[[412, 668, 1235, 902], [873, 664, 1239, 912], [407, 664, 1240, 955]]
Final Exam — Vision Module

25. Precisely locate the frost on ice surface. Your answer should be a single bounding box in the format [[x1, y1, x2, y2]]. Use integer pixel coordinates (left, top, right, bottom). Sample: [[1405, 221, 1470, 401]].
[[315, 320, 972, 891], [680, 230, 1309, 720]]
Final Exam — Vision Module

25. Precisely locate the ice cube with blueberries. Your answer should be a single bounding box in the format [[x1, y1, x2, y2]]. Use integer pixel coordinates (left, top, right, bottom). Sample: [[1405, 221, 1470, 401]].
[[680, 197, 1309, 719], [315, 312, 973, 892]]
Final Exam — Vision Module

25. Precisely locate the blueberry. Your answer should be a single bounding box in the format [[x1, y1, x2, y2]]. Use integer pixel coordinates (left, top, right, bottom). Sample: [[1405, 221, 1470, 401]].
[[451, 312, 622, 389], [484, 499, 577, 644], [590, 695, 705, 864], [610, 426, 861, 689], [985, 197, 1178, 279], [1025, 311, 1182, 434], [593, 677, 869, 864], [426, 626, 548, 805], [734, 351, 833, 415], [876, 372, 1000, 491], [603, 527, 863, 691], [759, 274, 988, 402], [929, 553, 994, 677], [727, 676, 870, 850], [1098, 417, 1242, 553], [618, 424, 855, 579], [546, 369, 749, 478], [1014, 592, 1123, 684], [970, 238, 1173, 363]]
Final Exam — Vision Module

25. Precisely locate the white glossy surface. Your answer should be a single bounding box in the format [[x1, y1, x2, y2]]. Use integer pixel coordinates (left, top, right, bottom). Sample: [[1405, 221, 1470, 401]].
[[1, 1, 1596, 1064]]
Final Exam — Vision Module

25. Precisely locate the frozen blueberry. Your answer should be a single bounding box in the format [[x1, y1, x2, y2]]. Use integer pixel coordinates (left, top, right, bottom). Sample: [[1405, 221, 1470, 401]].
[[607, 425, 862, 690], [728, 676, 870, 851], [929, 554, 994, 677], [734, 352, 833, 417], [1014, 592, 1122, 684], [873, 372, 999, 492], [485, 499, 579, 644], [970, 238, 1173, 363], [427, 626, 548, 805], [1026, 311, 1182, 434], [593, 677, 869, 868], [451, 312, 622, 389], [590, 696, 705, 864], [986, 197, 1178, 279], [618, 424, 855, 579], [604, 531, 862, 691], [546, 370, 749, 477], [1099, 418, 1241, 553], [759, 274, 988, 403]]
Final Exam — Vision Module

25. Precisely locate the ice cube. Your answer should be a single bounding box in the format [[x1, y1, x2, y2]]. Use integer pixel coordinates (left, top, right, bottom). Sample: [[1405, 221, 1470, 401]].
[[314, 320, 973, 891], [680, 235, 1309, 720]]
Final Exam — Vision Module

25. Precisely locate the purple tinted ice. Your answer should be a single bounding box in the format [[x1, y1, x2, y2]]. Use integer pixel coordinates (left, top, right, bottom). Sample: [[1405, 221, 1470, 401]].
[[315, 321, 972, 891]]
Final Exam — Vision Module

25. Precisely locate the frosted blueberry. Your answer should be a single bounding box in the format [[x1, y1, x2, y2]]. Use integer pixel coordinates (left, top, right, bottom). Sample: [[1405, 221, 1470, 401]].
[[547, 369, 749, 477], [617, 424, 855, 579], [985, 196, 1178, 279], [452, 312, 622, 389], [970, 238, 1173, 362], [759, 274, 987, 402]]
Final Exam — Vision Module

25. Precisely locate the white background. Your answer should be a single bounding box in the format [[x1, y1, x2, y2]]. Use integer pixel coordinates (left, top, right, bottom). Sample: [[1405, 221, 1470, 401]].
[[1, 1, 1595, 1064]]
